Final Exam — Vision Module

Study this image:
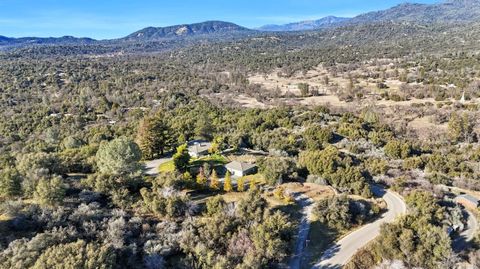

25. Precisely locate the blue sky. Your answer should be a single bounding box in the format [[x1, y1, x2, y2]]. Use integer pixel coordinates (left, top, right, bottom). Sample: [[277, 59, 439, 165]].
[[0, 0, 439, 39]]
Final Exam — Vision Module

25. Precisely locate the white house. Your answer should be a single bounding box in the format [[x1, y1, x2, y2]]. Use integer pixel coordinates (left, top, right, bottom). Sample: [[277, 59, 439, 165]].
[[187, 140, 211, 158], [225, 161, 257, 177]]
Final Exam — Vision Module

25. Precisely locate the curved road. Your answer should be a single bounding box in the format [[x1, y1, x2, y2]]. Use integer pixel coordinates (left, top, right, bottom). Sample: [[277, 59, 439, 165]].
[[312, 186, 407, 269]]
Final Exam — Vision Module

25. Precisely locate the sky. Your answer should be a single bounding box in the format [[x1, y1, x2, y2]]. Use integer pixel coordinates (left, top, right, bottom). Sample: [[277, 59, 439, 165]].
[[0, 0, 439, 39]]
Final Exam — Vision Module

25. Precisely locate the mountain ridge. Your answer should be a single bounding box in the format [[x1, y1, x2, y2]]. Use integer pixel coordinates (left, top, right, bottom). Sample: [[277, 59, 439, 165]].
[[258, 16, 350, 31], [348, 0, 480, 24], [121, 21, 252, 42], [2, 0, 480, 48]]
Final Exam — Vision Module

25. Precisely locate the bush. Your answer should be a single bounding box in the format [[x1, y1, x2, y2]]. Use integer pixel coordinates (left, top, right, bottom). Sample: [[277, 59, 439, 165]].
[[33, 177, 66, 206], [303, 125, 333, 150], [365, 159, 388, 176], [258, 157, 296, 186], [402, 157, 425, 170], [312, 195, 352, 231], [32, 240, 117, 269], [384, 140, 412, 159]]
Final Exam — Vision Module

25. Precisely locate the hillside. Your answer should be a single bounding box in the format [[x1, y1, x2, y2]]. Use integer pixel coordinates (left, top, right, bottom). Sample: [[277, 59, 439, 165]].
[[0, 36, 96, 47], [350, 0, 480, 24], [122, 21, 252, 42]]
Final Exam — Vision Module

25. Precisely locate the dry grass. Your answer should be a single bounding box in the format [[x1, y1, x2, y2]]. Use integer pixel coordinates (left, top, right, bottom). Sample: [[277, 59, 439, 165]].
[[221, 192, 248, 203], [234, 95, 270, 109], [282, 183, 335, 202], [226, 154, 258, 163], [244, 63, 480, 114]]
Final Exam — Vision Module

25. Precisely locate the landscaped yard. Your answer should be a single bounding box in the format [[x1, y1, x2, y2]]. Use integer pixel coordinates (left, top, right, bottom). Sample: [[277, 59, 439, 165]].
[[158, 160, 175, 172], [158, 154, 230, 173], [190, 154, 229, 167]]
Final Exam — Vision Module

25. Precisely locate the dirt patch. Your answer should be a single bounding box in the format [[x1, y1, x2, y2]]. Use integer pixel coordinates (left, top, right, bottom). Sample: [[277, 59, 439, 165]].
[[283, 183, 335, 202], [234, 94, 270, 109]]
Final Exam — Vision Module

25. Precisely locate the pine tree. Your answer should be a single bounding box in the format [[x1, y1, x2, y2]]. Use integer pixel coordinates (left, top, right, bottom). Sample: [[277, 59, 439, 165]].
[[34, 177, 66, 206], [173, 144, 191, 172], [210, 170, 220, 190], [196, 169, 207, 187], [96, 137, 142, 175], [136, 114, 171, 160], [224, 171, 233, 192], [249, 178, 257, 191], [183, 172, 193, 182], [237, 177, 245, 192], [0, 167, 22, 199]]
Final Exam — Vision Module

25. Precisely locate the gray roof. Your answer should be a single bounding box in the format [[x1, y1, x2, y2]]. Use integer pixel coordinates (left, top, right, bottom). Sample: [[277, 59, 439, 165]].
[[456, 194, 479, 204], [225, 161, 256, 172], [187, 141, 211, 154]]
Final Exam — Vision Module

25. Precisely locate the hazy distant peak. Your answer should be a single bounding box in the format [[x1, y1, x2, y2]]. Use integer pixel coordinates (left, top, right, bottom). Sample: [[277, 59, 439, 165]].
[[258, 16, 350, 32]]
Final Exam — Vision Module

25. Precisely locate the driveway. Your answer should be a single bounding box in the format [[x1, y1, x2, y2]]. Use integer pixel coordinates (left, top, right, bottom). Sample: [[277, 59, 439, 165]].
[[143, 157, 172, 176], [288, 194, 315, 269], [312, 186, 407, 269]]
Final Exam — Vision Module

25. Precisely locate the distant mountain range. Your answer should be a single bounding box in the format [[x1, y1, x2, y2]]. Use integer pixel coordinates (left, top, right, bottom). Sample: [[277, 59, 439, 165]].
[[0, 36, 95, 47], [349, 0, 480, 24], [257, 16, 350, 32], [1, 0, 480, 48]]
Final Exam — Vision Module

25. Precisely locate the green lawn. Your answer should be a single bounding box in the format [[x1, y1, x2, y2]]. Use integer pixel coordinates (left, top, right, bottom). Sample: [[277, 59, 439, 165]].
[[158, 160, 175, 172], [190, 154, 229, 167], [159, 154, 229, 173]]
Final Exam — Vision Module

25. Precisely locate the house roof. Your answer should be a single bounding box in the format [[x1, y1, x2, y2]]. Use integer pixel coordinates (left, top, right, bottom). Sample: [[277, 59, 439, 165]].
[[456, 194, 479, 204], [225, 161, 256, 172], [187, 140, 211, 154]]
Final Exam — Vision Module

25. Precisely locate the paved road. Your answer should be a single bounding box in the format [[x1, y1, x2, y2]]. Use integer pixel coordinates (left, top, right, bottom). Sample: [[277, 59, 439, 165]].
[[288, 194, 314, 269], [143, 157, 172, 176], [312, 186, 407, 269]]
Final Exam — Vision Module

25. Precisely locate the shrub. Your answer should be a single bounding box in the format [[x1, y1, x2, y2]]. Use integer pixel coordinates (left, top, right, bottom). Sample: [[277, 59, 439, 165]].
[[33, 177, 66, 206]]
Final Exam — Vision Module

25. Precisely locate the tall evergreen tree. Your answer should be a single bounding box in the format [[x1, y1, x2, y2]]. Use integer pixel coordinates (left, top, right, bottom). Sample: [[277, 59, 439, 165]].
[[224, 171, 233, 192], [0, 167, 22, 198], [196, 169, 207, 187], [173, 144, 191, 172], [136, 114, 171, 160], [237, 177, 245, 192], [210, 170, 220, 190]]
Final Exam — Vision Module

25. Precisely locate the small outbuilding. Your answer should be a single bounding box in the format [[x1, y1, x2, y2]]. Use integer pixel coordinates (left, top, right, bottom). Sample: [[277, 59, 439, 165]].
[[455, 194, 479, 209], [225, 161, 257, 177], [187, 140, 211, 158]]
